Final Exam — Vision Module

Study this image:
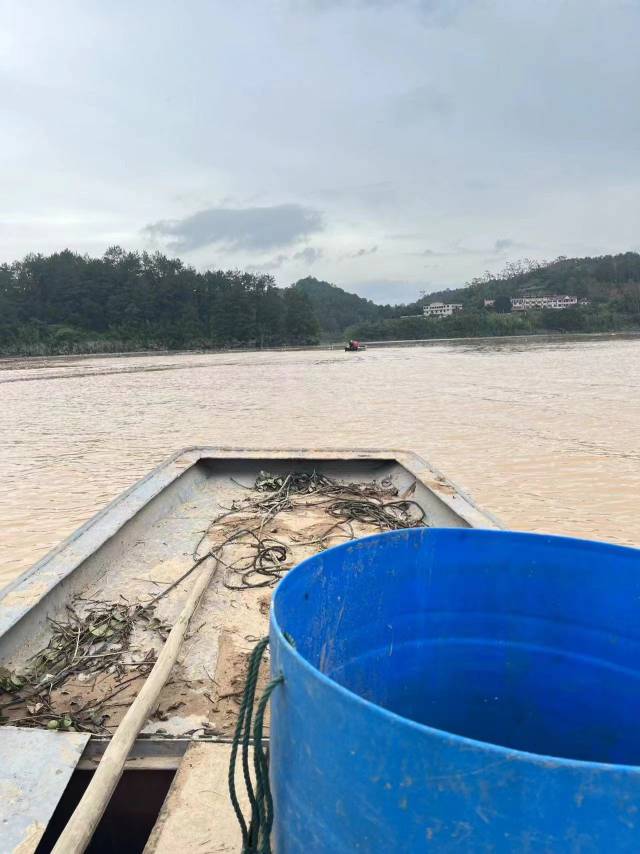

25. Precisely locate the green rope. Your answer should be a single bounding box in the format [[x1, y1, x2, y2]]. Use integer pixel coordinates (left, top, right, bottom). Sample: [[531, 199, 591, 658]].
[[228, 636, 284, 854], [252, 677, 282, 847]]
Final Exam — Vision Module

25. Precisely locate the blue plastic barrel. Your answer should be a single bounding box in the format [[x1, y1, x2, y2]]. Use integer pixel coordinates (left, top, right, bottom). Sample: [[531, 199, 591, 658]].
[[269, 528, 640, 852]]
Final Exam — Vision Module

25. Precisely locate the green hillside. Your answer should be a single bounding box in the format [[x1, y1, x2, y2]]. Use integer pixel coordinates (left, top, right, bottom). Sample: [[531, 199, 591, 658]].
[[423, 253, 640, 307], [345, 253, 640, 341], [293, 276, 394, 335]]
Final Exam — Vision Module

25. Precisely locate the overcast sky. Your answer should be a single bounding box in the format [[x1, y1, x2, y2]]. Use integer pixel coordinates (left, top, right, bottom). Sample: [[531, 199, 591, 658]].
[[2, 1, 639, 303]]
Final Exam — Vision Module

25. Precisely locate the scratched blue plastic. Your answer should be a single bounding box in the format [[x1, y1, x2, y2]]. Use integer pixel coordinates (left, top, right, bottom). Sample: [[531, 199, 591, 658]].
[[269, 527, 640, 852]]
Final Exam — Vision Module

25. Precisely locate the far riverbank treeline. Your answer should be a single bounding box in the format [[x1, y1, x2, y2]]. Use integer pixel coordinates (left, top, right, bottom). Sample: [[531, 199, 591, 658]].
[[0, 248, 320, 355], [2, 248, 640, 356]]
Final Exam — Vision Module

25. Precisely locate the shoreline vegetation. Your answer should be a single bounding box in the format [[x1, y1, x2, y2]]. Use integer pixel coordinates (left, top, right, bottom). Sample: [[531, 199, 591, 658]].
[[2, 248, 640, 357], [3, 331, 640, 366]]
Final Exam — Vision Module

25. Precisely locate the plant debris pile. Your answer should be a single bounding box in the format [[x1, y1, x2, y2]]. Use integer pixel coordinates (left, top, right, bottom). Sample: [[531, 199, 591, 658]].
[[195, 470, 427, 591], [0, 601, 165, 732]]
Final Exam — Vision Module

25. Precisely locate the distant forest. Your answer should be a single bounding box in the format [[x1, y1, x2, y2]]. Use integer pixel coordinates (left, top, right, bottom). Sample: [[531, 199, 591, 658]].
[[1, 248, 640, 355], [0, 248, 320, 355]]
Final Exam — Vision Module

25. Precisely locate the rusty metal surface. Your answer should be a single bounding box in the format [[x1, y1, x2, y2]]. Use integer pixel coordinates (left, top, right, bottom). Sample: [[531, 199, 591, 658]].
[[0, 726, 89, 853]]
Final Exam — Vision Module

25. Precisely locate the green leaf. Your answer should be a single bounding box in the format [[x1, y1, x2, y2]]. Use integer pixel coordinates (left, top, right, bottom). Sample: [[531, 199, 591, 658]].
[[89, 625, 107, 638]]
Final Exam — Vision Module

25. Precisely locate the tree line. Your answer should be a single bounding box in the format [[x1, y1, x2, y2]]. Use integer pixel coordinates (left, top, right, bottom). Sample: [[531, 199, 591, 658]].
[[2, 248, 640, 355], [0, 248, 320, 355]]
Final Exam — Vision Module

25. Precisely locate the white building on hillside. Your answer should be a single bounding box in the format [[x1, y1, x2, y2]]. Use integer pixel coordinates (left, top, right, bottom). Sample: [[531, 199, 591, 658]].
[[511, 295, 578, 311], [423, 302, 463, 318]]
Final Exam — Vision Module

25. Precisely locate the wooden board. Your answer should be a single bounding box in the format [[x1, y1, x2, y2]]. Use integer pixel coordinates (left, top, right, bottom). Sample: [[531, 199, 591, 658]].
[[145, 741, 250, 853]]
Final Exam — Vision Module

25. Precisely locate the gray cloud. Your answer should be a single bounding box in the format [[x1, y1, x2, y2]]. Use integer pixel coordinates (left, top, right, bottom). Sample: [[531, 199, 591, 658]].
[[2, 1, 640, 301], [245, 254, 289, 273], [493, 238, 531, 254], [144, 204, 323, 253], [421, 239, 527, 259], [343, 245, 378, 259], [293, 246, 324, 264], [421, 248, 448, 257], [245, 245, 324, 272], [420, 246, 476, 257]]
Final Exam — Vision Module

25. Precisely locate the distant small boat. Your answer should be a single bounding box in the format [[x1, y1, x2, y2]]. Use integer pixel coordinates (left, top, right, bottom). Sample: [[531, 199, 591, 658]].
[[344, 340, 366, 351]]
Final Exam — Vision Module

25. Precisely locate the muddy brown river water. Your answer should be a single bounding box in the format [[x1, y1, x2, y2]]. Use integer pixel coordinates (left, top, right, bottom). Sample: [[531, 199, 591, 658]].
[[2, 336, 640, 589]]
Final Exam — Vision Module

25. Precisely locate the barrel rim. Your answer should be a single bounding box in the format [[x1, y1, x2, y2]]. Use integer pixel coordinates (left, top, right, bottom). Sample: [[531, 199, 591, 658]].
[[271, 526, 640, 774]]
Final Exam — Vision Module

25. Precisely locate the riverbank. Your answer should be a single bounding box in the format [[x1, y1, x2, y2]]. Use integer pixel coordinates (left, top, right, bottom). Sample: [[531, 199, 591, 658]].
[[3, 330, 640, 366], [344, 331, 640, 349]]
